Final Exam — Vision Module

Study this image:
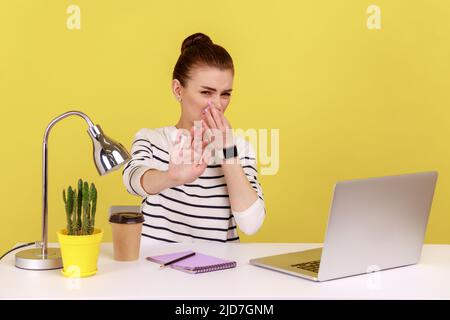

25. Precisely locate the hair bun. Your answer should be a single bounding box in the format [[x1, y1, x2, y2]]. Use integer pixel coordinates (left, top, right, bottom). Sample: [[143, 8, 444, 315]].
[[181, 33, 213, 53]]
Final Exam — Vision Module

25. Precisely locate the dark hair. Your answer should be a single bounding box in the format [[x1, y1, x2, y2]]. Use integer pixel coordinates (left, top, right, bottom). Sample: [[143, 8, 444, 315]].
[[172, 33, 234, 87]]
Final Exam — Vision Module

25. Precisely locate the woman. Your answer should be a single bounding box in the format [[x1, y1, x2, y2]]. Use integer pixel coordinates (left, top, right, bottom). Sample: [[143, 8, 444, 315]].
[[122, 33, 266, 243]]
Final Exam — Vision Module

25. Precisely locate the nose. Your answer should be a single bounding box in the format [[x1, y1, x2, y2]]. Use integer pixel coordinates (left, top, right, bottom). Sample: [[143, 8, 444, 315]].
[[210, 97, 223, 112]]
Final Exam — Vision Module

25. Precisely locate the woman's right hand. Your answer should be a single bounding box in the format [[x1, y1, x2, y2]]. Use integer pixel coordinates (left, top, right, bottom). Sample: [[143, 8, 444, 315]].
[[167, 121, 212, 185]]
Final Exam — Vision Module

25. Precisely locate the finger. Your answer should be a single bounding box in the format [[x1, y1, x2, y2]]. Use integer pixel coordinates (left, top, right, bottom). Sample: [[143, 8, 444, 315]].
[[210, 107, 224, 130], [204, 110, 216, 129], [190, 144, 196, 164], [202, 148, 212, 165], [171, 139, 183, 162], [173, 130, 180, 144], [174, 132, 186, 148], [202, 140, 215, 159], [187, 129, 195, 160], [204, 108, 218, 129], [201, 101, 212, 115], [210, 106, 223, 129], [222, 114, 231, 129], [201, 116, 209, 128], [189, 126, 196, 148], [220, 116, 233, 145], [191, 124, 203, 151], [170, 130, 187, 160], [192, 147, 203, 165], [189, 128, 203, 165], [201, 115, 212, 132], [195, 121, 204, 138], [201, 118, 213, 142]]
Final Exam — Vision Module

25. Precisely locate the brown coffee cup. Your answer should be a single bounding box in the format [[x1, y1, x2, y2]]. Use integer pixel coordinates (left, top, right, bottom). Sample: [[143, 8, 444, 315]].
[[109, 212, 145, 261]]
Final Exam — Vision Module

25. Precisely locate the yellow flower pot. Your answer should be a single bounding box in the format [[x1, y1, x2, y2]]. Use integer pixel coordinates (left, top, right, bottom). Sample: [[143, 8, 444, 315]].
[[57, 228, 104, 278]]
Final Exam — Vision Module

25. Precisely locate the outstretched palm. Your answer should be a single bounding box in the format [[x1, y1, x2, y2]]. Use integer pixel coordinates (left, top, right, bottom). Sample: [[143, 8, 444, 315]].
[[168, 123, 212, 185]]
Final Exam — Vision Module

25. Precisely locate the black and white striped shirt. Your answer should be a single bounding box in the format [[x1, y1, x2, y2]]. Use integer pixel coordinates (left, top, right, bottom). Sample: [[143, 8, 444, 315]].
[[122, 126, 266, 243]]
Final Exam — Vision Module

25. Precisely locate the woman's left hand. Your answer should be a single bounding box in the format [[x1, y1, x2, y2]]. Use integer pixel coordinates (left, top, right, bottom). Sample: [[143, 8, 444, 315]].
[[201, 101, 235, 149]]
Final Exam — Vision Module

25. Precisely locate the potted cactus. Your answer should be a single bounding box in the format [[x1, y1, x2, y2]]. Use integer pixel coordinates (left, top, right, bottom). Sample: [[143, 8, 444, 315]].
[[57, 178, 104, 278]]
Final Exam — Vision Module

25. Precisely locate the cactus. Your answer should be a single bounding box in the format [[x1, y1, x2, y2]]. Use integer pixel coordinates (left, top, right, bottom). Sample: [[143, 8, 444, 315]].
[[89, 183, 97, 235], [63, 179, 98, 236], [82, 181, 90, 235], [77, 179, 83, 233], [63, 187, 75, 235], [72, 189, 78, 233], [62, 189, 69, 234]]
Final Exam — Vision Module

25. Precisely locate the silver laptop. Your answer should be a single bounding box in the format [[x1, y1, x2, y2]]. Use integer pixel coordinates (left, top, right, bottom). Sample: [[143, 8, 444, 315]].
[[250, 171, 438, 282]]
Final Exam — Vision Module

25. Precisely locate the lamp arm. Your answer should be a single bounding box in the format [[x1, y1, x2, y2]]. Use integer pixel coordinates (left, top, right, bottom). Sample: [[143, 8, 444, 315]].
[[41, 111, 95, 257]]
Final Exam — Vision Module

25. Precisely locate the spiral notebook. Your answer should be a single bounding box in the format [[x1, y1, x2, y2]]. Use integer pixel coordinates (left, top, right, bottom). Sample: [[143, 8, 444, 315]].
[[146, 250, 237, 274]]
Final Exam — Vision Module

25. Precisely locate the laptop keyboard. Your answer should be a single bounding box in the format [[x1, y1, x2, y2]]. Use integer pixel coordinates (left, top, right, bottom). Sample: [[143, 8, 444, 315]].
[[291, 260, 321, 273]]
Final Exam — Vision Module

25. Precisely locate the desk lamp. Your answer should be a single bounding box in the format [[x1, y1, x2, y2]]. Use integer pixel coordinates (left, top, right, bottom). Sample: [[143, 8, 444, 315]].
[[15, 111, 131, 270]]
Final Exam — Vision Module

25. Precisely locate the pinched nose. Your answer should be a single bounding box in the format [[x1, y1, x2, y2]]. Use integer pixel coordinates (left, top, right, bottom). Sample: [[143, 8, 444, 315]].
[[211, 102, 225, 113], [201, 100, 226, 115]]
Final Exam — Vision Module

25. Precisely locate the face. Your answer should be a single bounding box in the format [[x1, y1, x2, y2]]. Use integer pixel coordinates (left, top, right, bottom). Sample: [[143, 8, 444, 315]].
[[173, 66, 233, 123]]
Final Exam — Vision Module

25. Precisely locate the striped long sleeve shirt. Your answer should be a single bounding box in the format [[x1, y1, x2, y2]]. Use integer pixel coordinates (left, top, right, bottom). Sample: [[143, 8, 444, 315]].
[[122, 126, 266, 243]]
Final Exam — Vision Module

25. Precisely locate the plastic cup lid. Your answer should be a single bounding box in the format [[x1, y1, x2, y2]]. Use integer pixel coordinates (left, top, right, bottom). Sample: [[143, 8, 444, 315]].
[[109, 212, 145, 224]]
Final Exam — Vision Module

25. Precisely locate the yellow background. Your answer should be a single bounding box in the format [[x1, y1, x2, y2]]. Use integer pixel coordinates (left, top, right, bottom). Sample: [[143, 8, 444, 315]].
[[1, 1, 449, 255]]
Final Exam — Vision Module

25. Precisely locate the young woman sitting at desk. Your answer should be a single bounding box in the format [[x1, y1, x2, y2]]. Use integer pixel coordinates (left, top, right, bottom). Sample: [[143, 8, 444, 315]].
[[123, 33, 266, 243]]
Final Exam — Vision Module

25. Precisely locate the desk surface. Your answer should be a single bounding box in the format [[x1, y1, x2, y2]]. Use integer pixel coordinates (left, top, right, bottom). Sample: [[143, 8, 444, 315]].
[[1, 243, 449, 299]]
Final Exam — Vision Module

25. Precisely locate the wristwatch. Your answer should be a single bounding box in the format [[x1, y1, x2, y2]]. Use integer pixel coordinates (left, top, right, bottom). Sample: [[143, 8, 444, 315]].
[[223, 145, 238, 159]]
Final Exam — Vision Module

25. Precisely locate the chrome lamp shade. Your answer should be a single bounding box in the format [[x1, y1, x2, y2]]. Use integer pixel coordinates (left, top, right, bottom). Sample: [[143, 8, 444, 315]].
[[88, 125, 131, 176], [14, 111, 131, 270]]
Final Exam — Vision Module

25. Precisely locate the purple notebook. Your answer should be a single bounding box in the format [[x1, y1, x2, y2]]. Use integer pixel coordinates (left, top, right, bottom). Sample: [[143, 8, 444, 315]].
[[146, 250, 237, 274]]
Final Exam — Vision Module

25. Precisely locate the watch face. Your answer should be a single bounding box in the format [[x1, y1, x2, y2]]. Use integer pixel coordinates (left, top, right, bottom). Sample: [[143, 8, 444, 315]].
[[223, 145, 238, 159]]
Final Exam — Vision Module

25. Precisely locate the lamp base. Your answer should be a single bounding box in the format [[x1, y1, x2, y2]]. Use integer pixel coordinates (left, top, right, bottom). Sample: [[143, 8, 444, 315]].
[[15, 248, 63, 270]]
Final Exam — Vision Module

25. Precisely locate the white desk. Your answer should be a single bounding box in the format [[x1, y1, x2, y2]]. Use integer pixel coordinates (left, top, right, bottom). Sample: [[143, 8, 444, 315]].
[[1, 243, 449, 300]]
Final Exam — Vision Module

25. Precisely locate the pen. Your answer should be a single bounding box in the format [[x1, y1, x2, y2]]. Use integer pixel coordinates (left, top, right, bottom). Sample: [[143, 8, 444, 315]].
[[160, 252, 196, 268]]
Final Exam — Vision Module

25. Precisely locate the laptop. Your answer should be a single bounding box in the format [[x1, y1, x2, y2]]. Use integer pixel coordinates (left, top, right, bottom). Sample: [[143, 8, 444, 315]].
[[250, 171, 438, 282]]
